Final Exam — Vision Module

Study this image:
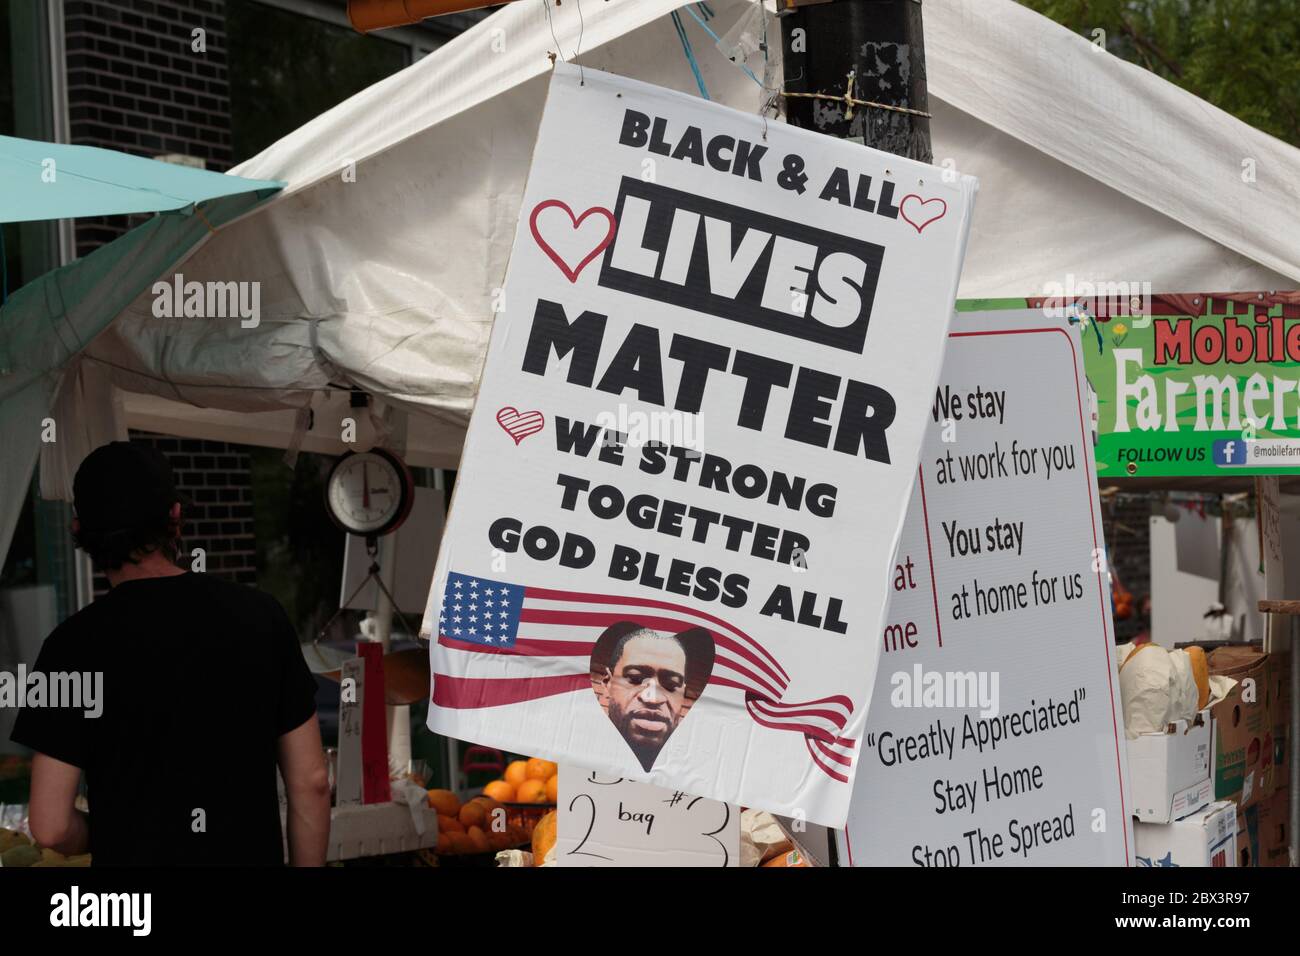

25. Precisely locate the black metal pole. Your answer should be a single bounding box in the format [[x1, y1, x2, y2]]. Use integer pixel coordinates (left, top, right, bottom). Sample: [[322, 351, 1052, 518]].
[[779, 0, 932, 164]]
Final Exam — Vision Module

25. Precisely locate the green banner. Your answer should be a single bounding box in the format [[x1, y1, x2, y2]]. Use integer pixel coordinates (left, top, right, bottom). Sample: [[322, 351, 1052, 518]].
[[958, 293, 1300, 477]]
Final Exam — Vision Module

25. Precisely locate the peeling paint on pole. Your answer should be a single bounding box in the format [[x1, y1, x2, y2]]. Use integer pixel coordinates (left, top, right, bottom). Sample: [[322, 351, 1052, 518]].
[[781, 0, 932, 163]]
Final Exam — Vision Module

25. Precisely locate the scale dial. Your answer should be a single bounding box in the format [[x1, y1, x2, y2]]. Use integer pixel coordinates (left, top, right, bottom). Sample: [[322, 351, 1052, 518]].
[[324, 448, 414, 537]]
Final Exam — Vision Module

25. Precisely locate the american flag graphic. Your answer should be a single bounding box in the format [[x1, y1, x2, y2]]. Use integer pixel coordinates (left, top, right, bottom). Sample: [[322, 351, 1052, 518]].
[[432, 571, 859, 782]]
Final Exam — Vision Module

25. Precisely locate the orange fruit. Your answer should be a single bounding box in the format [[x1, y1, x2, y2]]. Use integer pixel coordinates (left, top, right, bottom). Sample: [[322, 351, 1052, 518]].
[[532, 810, 557, 866], [448, 832, 475, 855], [426, 789, 460, 817], [458, 801, 487, 829], [435, 832, 452, 853], [504, 760, 529, 788], [526, 757, 557, 781], [482, 779, 515, 803], [515, 778, 547, 804], [466, 825, 490, 853], [437, 814, 463, 834], [472, 794, 502, 815], [545, 773, 559, 803]]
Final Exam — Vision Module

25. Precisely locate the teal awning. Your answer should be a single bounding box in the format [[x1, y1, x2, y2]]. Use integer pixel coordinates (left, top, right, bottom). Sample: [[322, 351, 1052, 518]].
[[0, 140, 284, 571], [0, 135, 283, 223]]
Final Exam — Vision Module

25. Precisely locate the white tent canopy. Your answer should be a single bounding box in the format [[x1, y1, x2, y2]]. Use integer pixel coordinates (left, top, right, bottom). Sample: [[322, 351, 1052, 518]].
[[17, 0, 1300, 537]]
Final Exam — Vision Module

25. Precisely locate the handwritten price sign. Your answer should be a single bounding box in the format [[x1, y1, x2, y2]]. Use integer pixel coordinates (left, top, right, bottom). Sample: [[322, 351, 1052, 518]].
[[557, 766, 739, 867]]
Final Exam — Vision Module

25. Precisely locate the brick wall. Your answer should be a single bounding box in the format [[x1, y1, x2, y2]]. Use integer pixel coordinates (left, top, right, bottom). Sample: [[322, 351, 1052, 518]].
[[137, 432, 257, 583], [64, 0, 232, 256], [61, 2, 252, 588]]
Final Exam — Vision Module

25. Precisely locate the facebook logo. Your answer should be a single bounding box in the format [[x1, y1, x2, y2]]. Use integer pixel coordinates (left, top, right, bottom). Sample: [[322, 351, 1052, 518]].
[[1212, 440, 1248, 466]]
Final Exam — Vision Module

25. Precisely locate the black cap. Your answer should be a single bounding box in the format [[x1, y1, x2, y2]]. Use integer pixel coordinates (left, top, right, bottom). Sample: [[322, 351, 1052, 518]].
[[73, 441, 181, 535]]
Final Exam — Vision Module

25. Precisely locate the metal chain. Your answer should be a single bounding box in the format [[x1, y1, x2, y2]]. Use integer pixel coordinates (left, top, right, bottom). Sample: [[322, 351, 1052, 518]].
[[313, 535, 422, 645]]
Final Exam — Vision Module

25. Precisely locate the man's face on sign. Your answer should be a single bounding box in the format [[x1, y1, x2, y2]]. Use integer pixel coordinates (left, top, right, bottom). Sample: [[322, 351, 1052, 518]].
[[605, 632, 688, 770]]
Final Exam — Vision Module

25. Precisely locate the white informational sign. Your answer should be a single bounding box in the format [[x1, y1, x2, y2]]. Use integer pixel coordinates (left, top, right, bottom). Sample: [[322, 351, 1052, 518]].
[[422, 63, 977, 825], [557, 766, 739, 867], [837, 308, 1131, 865], [1174, 509, 1219, 581], [336, 657, 364, 808]]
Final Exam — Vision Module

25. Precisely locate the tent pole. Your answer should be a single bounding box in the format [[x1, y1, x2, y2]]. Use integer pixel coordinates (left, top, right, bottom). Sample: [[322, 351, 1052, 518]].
[[779, 0, 932, 163]]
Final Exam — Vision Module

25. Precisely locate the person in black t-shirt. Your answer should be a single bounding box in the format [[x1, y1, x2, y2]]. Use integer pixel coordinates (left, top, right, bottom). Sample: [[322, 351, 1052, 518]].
[[11, 441, 330, 865]]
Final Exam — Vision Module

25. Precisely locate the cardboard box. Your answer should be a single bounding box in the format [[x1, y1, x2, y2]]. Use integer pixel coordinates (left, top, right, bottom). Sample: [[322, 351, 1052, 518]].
[[1234, 805, 1260, 868], [1135, 801, 1237, 867], [1208, 647, 1272, 808], [1259, 788, 1290, 868], [1129, 709, 1213, 823]]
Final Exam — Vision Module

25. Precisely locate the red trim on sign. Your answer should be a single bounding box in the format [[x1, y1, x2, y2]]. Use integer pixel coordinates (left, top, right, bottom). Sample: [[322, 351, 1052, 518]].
[[358, 642, 392, 805], [916, 466, 943, 648]]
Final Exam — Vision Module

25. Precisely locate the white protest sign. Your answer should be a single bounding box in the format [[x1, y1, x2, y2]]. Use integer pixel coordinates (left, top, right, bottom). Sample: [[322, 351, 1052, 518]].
[[557, 766, 739, 867], [422, 63, 977, 825], [837, 308, 1131, 865]]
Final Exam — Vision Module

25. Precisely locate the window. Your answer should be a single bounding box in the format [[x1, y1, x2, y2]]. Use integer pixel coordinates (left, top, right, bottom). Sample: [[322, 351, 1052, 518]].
[[226, 0, 413, 163], [1, 1, 70, 627], [1, 0, 57, 293]]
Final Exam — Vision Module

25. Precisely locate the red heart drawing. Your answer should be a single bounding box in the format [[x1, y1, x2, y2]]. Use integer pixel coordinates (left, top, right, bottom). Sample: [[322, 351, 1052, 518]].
[[529, 200, 617, 283], [899, 194, 948, 234], [496, 406, 545, 445]]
